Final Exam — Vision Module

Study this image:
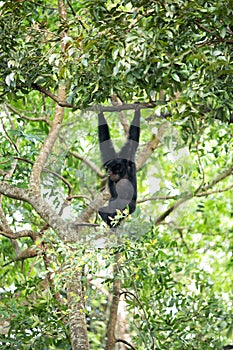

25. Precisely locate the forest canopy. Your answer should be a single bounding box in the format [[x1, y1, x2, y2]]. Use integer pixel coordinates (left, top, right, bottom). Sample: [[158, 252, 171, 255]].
[[0, 1, 233, 349]]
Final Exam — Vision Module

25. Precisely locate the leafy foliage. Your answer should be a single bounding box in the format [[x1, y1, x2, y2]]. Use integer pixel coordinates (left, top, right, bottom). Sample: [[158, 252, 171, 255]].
[[0, 0, 233, 349], [118, 231, 233, 349], [0, 0, 233, 120]]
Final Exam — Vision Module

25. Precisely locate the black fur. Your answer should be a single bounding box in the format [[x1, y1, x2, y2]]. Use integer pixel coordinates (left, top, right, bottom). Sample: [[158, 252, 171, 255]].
[[98, 109, 140, 227]]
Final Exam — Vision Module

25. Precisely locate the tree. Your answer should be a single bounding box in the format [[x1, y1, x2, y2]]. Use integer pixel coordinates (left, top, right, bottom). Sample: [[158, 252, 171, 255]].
[[0, 1, 233, 349]]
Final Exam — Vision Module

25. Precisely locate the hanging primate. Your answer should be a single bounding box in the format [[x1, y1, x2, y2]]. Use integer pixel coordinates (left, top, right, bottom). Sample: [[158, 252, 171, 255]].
[[98, 108, 140, 227]]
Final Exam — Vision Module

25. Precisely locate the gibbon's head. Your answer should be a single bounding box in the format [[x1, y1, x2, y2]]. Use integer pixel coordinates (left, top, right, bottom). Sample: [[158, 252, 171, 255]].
[[104, 158, 128, 182]]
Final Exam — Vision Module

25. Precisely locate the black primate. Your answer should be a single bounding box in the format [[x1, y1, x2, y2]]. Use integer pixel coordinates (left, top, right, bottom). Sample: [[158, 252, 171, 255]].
[[98, 108, 140, 227]]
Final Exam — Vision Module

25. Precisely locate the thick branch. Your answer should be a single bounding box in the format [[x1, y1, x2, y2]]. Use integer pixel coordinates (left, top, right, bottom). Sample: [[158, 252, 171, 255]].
[[0, 181, 28, 202], [15, 157, 73, 196], [31, 84, 169, 114], [32, 83, 73, 108], [30, 84, 66, 193], [76, 188, 109, 224], [3, 246, 40, 266], [0, 181, 70, 236], [105, 252, 121, 350], [67, 269, 90, 350], [0, 229, 37, 240], [136, 122, 168, 170]]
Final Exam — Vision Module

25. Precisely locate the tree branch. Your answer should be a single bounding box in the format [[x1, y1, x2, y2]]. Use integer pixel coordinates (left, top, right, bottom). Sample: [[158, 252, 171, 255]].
[[201, 165, 233, 192], [0, 180, 70, 237], [32, 83, 74, 108], [3, 246, 40, 267], [0, 118, 19, 154], [0, 229, 37, 240], [76, 188, 109, 224], [31, 83, 169, 114], [154, 164, 233, 225], [111, 95, 129, 135], [194, 21, 233, 44], [14, 157, 73, 197], [90, 103, 170, 114], [136, 122, 168, 170], [138, 195, 176, 203], [5, 103, 50, 125], [30, 84, 67, 193], [105, 252, 121, 350], [196, 184, 233, 197], [69, 151, 105, 178], [115, 339, 137, 350]]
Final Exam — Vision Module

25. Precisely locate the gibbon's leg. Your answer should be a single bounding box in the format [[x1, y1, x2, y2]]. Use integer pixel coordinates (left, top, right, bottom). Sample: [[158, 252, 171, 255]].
[[98, 178, 135, 227]]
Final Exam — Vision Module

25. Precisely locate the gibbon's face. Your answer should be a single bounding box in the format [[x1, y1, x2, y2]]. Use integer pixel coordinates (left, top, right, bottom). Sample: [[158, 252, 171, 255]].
[[105, 159, 127, 182]]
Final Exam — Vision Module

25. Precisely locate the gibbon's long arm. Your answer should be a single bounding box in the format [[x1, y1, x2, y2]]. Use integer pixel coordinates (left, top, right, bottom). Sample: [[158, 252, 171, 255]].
[[118, 108, 140, 161], [98, 111, 117, 165]]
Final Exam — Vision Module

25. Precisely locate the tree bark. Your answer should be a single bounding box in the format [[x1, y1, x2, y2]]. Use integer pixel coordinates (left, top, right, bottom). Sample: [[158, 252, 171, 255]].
[[67, 270, 90, 350], [105, 252, 121, 350], [56, 1, 90, 348]]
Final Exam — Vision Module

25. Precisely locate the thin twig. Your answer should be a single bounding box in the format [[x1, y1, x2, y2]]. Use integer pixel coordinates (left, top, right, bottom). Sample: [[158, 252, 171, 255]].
[[5, 103, 50, 125], [69, 151, 105, 178], [138, 195, 176, 203], [196, 184, 233, 197], [154, 164, 233, 225], [115, 339, 137, 350], [0, 119, 19, 154], [14, 156, 73, 197]]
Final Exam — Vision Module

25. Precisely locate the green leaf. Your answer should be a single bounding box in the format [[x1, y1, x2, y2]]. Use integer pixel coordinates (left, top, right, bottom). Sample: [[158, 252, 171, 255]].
[[171, 73, 180, 82], [219, 27, 227, 38]]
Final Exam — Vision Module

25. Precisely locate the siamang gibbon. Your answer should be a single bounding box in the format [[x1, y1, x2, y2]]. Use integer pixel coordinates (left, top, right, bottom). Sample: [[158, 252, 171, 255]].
[[98, 108, 140, 227]]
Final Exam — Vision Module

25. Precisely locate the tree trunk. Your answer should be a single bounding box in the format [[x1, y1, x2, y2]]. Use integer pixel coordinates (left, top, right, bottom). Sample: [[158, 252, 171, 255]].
[[116, 296, 132, 350], [105, 252, 121, 350], [67, 270, 90, 350]]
